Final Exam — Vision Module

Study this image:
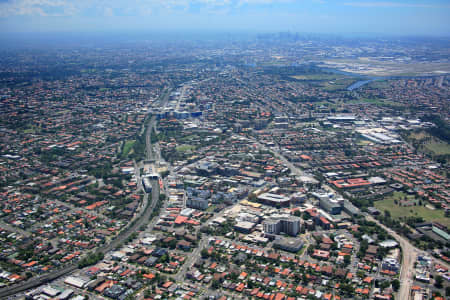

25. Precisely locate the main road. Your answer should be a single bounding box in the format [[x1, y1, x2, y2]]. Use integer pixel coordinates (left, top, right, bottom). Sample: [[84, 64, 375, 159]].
[[146, 87, 171, 162], [0, 87, 173, 299], [366, 215, 420, 300], [249, 134, 434, 300], [251, 133, 437, 300], [174, 237, 208, 282], [367, 215, 449, 300], [245, 135, 306, 177], [0, 180, 160, 299]]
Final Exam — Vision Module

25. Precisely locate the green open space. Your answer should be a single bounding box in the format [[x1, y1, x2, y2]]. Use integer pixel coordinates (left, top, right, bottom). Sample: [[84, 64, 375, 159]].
[[179, 134, 199, 142], [290, 73, 358, 82], [424, 141, 450, 156], [375, 192, 450, 227], [176, 144, 196, 153], [23, 128, 36, 134], [318, 78, 358, 91], [406, 130, 450, 160], [355, 139, 372, 146], [344, 97, 403, 108], [121, 140, 135, 158], [366, 80, 390, 89], [290, 74, 341, 80], [408, 131, 428, 140]]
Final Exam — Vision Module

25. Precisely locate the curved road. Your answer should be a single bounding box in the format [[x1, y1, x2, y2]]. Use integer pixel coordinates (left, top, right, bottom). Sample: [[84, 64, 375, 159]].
[[0, 87, 172, 298], [367, 216, 449, 299], [0, 181, 160, 299], [366, 215, 419, 300]]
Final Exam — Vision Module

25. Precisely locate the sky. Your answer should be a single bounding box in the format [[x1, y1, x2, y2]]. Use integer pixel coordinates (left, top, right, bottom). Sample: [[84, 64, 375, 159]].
[[0, 0, 449, 36]]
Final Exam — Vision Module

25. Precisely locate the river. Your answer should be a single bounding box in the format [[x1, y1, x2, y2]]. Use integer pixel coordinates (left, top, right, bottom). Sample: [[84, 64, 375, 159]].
[[347, 79, 374, 91]]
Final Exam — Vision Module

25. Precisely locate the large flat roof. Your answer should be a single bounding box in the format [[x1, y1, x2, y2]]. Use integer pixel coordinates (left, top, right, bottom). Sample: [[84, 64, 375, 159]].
[[257, 193, 290, 203]]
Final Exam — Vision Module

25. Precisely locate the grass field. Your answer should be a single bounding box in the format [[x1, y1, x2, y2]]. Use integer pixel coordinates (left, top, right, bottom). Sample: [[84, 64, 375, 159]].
[[176, 144, 196, 153], [290, 73, 360, 92], [408, 131, 428, 140], [356, 139, 372, 146], [121, 140, 135, 158], [375, 192, 450, 227], [366, 80, 390, 89], [291, 74, 340, 80], [407, 130, 450, 158], [424, 141, 450, 155], [179, 134, 198, 142], [344, 98, 403, 107], [23, 128, 35, 134], [319, 78, 358, 91], [290, 74, 357, 82]]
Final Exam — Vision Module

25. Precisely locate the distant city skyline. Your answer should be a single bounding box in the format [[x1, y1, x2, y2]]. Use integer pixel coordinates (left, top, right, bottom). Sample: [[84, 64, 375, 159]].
[[0, 0, 449, 37]]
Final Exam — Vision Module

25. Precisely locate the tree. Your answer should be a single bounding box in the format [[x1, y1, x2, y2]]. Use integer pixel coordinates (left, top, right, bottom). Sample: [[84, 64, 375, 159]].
[[201, 249, 209, 258], [211, 279, 221, 289], [435, 275, 443, 289], [247, 280, 254, 289], [344, 254, 351, 266], [159, 254, 169, 263], [158, 275, 167, 284], [392, 279, 400, 291], [302, 213, 311, 220], [144, 289, 153, 298], [340, 283, 354, 295], [379, 280, 390, 290], [78, 252, 104, 268], [302, 272, 308, 284], [357, 239, 368, 258]]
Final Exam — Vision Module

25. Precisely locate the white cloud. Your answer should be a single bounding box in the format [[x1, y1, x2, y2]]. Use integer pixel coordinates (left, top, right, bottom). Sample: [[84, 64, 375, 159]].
[[1, 0, 447, 19], [239, 0, 289, 3], [0, 0, 303, 17], [0, 0, 82, 17], [103, 6, 114, 17], [343, 1, 450, 8]]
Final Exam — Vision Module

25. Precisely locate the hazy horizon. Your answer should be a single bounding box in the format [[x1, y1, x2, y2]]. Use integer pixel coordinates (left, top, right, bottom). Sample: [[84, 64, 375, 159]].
[[0, 0, 449, 38]]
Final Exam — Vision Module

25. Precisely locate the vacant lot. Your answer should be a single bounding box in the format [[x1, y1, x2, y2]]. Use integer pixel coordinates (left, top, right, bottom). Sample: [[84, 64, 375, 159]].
[[375, 192, 450, 227]]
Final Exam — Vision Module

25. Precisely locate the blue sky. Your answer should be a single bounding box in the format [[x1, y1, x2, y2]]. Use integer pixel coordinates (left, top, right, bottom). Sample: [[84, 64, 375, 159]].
[[0, 0, 449, 36]]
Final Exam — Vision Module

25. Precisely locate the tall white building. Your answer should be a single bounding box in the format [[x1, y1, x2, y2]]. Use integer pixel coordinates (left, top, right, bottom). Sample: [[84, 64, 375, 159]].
[[263, 216, 302, 236]]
